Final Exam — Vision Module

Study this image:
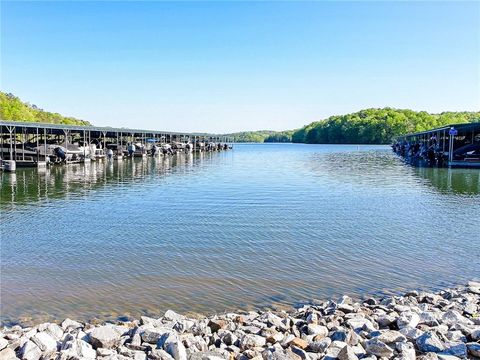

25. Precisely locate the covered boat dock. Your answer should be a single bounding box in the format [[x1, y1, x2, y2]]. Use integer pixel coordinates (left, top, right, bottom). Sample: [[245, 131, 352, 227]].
[[392, 122, 480, 168], [0, 121, 233, 170]]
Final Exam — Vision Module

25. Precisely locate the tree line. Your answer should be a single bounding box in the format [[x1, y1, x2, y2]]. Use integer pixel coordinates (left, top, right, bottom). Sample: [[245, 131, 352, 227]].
[[1, 93, 478, 144], [226, 109, 479, 144], [0, 92, 90, 126], [291, 108, 480, 144], [225, 130, 293, 143]]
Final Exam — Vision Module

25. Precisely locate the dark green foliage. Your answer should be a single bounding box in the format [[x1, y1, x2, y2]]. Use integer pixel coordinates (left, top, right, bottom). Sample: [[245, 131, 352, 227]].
[[292, 108, 480, 144], [225, 130, 293, 143], [263, 130, 294, 143], [0, 92, 90, 125]]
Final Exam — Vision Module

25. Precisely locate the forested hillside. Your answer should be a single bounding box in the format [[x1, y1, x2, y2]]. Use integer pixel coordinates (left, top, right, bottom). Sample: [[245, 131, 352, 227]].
[[1, 93, 477, 144], [292, 108, 480, 144], [226, 130, 293, 143], [0, 92, 90, 125]]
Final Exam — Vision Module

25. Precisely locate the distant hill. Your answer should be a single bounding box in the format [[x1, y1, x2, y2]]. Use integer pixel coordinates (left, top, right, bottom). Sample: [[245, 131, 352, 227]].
[[224, 130, 294, 143], [0, 92, 90, 126], [292, 108, 480, 144], [1, 94, 477, 144]]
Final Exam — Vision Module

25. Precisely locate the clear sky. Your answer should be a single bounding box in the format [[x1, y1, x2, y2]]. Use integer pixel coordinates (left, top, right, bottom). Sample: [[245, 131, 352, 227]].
[[1, 1, 479, 133]]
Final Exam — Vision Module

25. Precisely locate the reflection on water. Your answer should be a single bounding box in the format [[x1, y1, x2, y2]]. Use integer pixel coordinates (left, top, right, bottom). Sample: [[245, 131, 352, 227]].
[[414, 167, 480, 195], [1, 144, 479, 326], [1, 153, 206, 206]]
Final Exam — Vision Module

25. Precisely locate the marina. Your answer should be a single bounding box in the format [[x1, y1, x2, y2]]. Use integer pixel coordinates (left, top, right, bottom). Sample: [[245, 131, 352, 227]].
[[2, 2, 480, 359], [2, 144, 479, 325], [0, 121, 233, 171], [392, 122, 480, 168]]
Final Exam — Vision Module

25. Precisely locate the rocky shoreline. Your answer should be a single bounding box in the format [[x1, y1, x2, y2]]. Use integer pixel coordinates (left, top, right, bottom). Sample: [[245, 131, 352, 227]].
[[1, 282, 479, 360]]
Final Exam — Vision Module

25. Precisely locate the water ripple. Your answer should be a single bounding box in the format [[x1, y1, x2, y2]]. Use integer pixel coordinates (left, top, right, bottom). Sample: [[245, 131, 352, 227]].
[[1, 144, 479, 325]]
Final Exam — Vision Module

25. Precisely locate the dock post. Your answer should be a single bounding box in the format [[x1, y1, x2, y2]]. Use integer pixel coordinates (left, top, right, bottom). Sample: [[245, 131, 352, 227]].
[[13, 127, 17, 161], [7, 126, 13, 161], [103, 131, 107, 155], [63, 129, 69, 163], [22, 127, 25, 162], [36, 127, 39, 165], [44, 128, 47, 163], [448, 128, 455, 165]]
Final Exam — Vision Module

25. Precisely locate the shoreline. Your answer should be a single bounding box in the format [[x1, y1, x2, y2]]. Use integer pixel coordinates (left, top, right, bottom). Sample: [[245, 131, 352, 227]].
[[1, 282, 479, 360]]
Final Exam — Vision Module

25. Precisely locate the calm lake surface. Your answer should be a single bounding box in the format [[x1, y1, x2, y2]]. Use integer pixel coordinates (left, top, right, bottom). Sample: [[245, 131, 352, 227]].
[[1, 143, 480, 325]]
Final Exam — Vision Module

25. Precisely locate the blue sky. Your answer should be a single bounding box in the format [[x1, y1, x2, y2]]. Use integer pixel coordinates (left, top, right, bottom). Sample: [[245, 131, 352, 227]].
[[1, 1, 479, 133]]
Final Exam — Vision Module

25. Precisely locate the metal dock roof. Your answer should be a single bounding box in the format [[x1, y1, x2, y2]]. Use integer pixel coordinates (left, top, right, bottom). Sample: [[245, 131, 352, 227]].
[[396, 122, 480, 139], [0, 120, 213, 137]]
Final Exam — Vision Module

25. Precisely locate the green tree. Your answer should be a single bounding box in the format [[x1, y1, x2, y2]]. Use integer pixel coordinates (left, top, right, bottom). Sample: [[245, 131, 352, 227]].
[[0, 92, 91, 125]]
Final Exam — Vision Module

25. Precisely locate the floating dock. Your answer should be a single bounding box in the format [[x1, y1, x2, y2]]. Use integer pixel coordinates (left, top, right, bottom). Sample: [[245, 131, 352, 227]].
[[392, 122, 480, 168], [0, 121, 233, 171]]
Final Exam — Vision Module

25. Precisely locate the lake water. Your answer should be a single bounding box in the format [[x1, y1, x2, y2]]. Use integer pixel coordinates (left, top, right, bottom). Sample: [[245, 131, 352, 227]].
[[1, 143, 480, 325]]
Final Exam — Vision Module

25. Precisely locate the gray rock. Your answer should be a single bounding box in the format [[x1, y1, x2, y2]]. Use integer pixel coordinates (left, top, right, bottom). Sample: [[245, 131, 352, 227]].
[[19, 340, 42, 360], [306, 313, 318, 325], [445, 330, 466, 343], [396, 341, 416, 360], [150, 348, 174, 360], [439, 342, 467, 358], [467, 342, 480, 357], [374, 330, 406, 344], [31, 332, 57, 353], [77, 339, 97, 359], [156, 333, 186, 360], [308, 337, 331, 353], [131, 332, 142, 347], [325, 341, 348, 358], [141, 316, 163, 328], [351, 344, 365, 358], [130, 350, 148, 360], [3, 334, 18, 341], [419, 312, 440, 327], [330, 330, 347, 342], [470, 328, 480, 341], [239, 334, 266, 350], [0, 348, 16, 360], [337, 345, 358, 360], [364, 337, 394, 357], [97, 347, 116, 356], [306, 325, 328, 338], [45, 324, 63, 341], [0, 339, 7, 351], [399, 326, 424, 340], [188, 350, 230, 360], [436, 355, 460, 360], [463, 302, 477, 315], [346, 318, 376, 332], [262, 328, 283, 344], [290, 346, 310, 360], [164, 310, 185, 322], [264, 313, 288, 332], [397, 312, 420, 329], [376, 314, 396, 328], [61, 318, 82, 331], [264, 349, 302, 360], [442, 310, 473, 327], [142, 328, 172, 344], [165, 340, 186, 360], [89, 326, 122, 349], [417, 353, 439, 360], [416, 332, 445, 353]]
